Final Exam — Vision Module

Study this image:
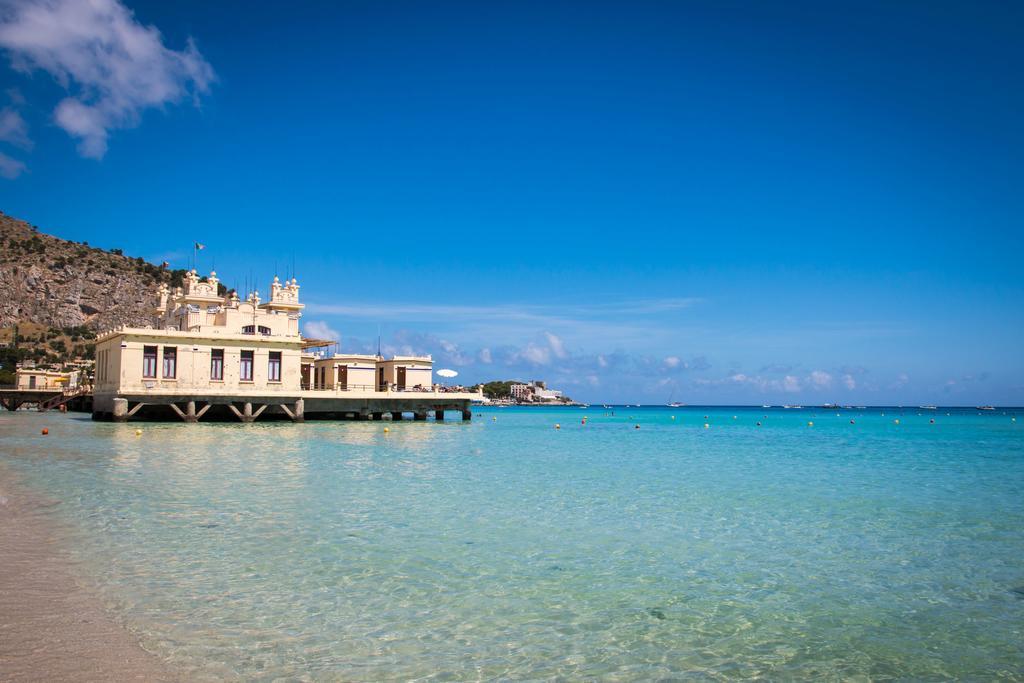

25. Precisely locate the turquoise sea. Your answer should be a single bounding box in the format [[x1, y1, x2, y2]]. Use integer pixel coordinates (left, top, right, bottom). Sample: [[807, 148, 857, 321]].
[[2, 406, 1023, 680]]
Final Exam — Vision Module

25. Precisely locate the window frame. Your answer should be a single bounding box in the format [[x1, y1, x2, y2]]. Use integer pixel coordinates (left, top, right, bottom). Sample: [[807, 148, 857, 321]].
[[143, 346, 158, 379], [240, 350, 254, 382], [162, 346, 177, 379], [210, 348, 224, 381], [268, 351, 282, 382]]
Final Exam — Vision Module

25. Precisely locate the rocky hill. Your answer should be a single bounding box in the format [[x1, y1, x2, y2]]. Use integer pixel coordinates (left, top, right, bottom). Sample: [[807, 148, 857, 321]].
[[0, 210, 173, 332], [0, 210, 190, 367]]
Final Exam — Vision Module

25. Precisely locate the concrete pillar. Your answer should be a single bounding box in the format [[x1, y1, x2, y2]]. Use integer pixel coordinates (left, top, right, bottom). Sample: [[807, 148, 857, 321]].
[[293, 398, 304, 423], [434, 408, 445, 421], [414, 411, 427, 421], [186, 400, 197, 423], [461, 408, 472, 421], [358, 409, 371, 420], [372, 412, 384, 421], [243, 402, 254, 423], [391, 411, 404, 421], [112, 397, 128, 423]]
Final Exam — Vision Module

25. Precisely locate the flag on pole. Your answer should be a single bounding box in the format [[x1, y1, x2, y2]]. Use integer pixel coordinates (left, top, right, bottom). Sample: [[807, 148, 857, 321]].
[[195, 242, 205, 250]]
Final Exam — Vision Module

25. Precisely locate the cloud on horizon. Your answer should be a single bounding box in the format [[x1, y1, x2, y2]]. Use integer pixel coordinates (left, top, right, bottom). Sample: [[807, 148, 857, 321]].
[[0, 0, 214, 159]]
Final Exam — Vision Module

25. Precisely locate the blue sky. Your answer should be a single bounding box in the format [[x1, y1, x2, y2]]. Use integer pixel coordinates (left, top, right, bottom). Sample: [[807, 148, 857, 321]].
[[1, 0, 1021, 404]]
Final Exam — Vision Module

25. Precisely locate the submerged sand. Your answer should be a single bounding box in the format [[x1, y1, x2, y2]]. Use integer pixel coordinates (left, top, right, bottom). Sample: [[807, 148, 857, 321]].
[[0, 465, 174, 682]]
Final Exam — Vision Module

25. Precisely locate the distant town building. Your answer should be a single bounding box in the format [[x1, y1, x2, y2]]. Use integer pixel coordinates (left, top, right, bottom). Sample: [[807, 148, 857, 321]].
[[510, 380, 565, 403]]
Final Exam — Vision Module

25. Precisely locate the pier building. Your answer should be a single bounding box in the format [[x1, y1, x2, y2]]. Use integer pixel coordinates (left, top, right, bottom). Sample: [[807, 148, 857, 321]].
[[91, 270, 482, 423]]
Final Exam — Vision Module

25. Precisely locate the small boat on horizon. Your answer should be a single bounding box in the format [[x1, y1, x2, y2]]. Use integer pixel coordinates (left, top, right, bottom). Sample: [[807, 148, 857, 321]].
[[667, 402, 684, 408], [783, 405, 802, 409], [919, 405, 937, 410], [977, 406, 995, 411]]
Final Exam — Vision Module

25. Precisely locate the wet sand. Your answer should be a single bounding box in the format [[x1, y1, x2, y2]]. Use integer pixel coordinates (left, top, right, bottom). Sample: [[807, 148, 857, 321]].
[[0, 465, 174, 682]]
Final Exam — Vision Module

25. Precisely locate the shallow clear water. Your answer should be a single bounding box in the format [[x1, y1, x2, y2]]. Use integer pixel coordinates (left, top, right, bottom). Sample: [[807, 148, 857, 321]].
[[2, 406, 1023, 680]]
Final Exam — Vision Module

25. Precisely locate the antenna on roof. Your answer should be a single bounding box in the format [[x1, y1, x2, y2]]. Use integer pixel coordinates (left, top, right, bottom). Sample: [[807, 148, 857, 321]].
[[377, 325, 382, 359]]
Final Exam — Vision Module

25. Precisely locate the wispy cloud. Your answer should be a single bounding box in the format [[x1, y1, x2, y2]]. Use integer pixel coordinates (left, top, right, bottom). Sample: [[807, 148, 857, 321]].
[[303, 320, 340, 342], [0, 106, 30, 148], [0, 0, 214, 158], [0, 150, 25, 178], [305, 298, 701, 324]]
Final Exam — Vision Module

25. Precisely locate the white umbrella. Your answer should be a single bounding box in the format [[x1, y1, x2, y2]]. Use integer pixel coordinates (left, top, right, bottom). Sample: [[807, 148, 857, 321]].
[[436, 368, 458, 378]]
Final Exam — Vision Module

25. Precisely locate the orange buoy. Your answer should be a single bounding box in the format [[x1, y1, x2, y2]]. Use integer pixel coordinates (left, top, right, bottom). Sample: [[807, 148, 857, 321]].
[[41, 428, 48, 435]]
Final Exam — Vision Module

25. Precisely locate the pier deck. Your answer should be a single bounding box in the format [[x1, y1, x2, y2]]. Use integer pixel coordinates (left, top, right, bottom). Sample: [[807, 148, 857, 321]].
[[91, 387, 483, 423]]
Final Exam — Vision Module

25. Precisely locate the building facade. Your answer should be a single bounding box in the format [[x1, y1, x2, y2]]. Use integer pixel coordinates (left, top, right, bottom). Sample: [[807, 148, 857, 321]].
[[90, 269, 477, 422]]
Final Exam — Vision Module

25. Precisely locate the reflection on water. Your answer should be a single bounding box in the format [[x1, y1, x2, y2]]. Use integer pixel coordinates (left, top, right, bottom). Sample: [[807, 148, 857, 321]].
[[1, 407, 1023, 680]]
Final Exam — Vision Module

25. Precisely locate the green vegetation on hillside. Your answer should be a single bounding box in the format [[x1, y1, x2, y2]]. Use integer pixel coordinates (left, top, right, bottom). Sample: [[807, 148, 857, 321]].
[[481, 380, 521, 399]]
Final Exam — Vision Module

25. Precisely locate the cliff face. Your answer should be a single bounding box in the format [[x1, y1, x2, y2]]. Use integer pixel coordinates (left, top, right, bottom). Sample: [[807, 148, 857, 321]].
[[0, 210, 169, 331]]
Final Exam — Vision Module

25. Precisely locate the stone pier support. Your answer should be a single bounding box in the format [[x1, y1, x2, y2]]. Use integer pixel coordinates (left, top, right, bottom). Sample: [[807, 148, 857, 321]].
[[391, 411, 404, 421], [372, 412, 384, 421], [414, 412, 427, 421], [358, 409, 371, 420], [112, 397, 128, 423], [185, 400, 198, 423], [434, 408, 445, 421], [293, 398, 304, 423], [461, 409, 472, 421]]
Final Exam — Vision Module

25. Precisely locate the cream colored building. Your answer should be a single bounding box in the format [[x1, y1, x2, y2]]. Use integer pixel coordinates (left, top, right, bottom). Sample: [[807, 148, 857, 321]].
[[92, 269, 480, 422], [15, 367, 80, 390], [94, 271, 305, 406]]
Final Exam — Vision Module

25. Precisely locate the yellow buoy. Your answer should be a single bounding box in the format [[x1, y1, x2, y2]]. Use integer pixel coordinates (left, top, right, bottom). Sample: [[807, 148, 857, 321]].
[[135, 429, 142, 436], [492, 416, 497, 421], [894, 419, 900, 424], [807, 421, 814, 426], [671, 415, 675, 420], [555, 424, 560, 429], [704, 423, 709, 429], [383, 427, 390, 433]]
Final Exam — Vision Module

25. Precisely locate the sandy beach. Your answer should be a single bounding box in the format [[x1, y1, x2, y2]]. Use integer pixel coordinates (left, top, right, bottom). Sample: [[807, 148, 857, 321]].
[[0, 465, 173, 682]]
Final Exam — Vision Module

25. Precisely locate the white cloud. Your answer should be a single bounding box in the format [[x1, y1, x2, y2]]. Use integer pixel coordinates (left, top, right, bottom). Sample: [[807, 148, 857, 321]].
[[544, 331, 567, 359], [597, 354, 608, 368], [0, 0, 215, 158], [0, 150, 25, 178], [782, 375, 801, 392], [0, 106, 30, 148], [809, 370, 832, 388], [478, 347, 492, 364], [842, 373, 856, 390], [519, 343, 551, 366], [303, 320, 340, 341], [664, 356, 681, 368]]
